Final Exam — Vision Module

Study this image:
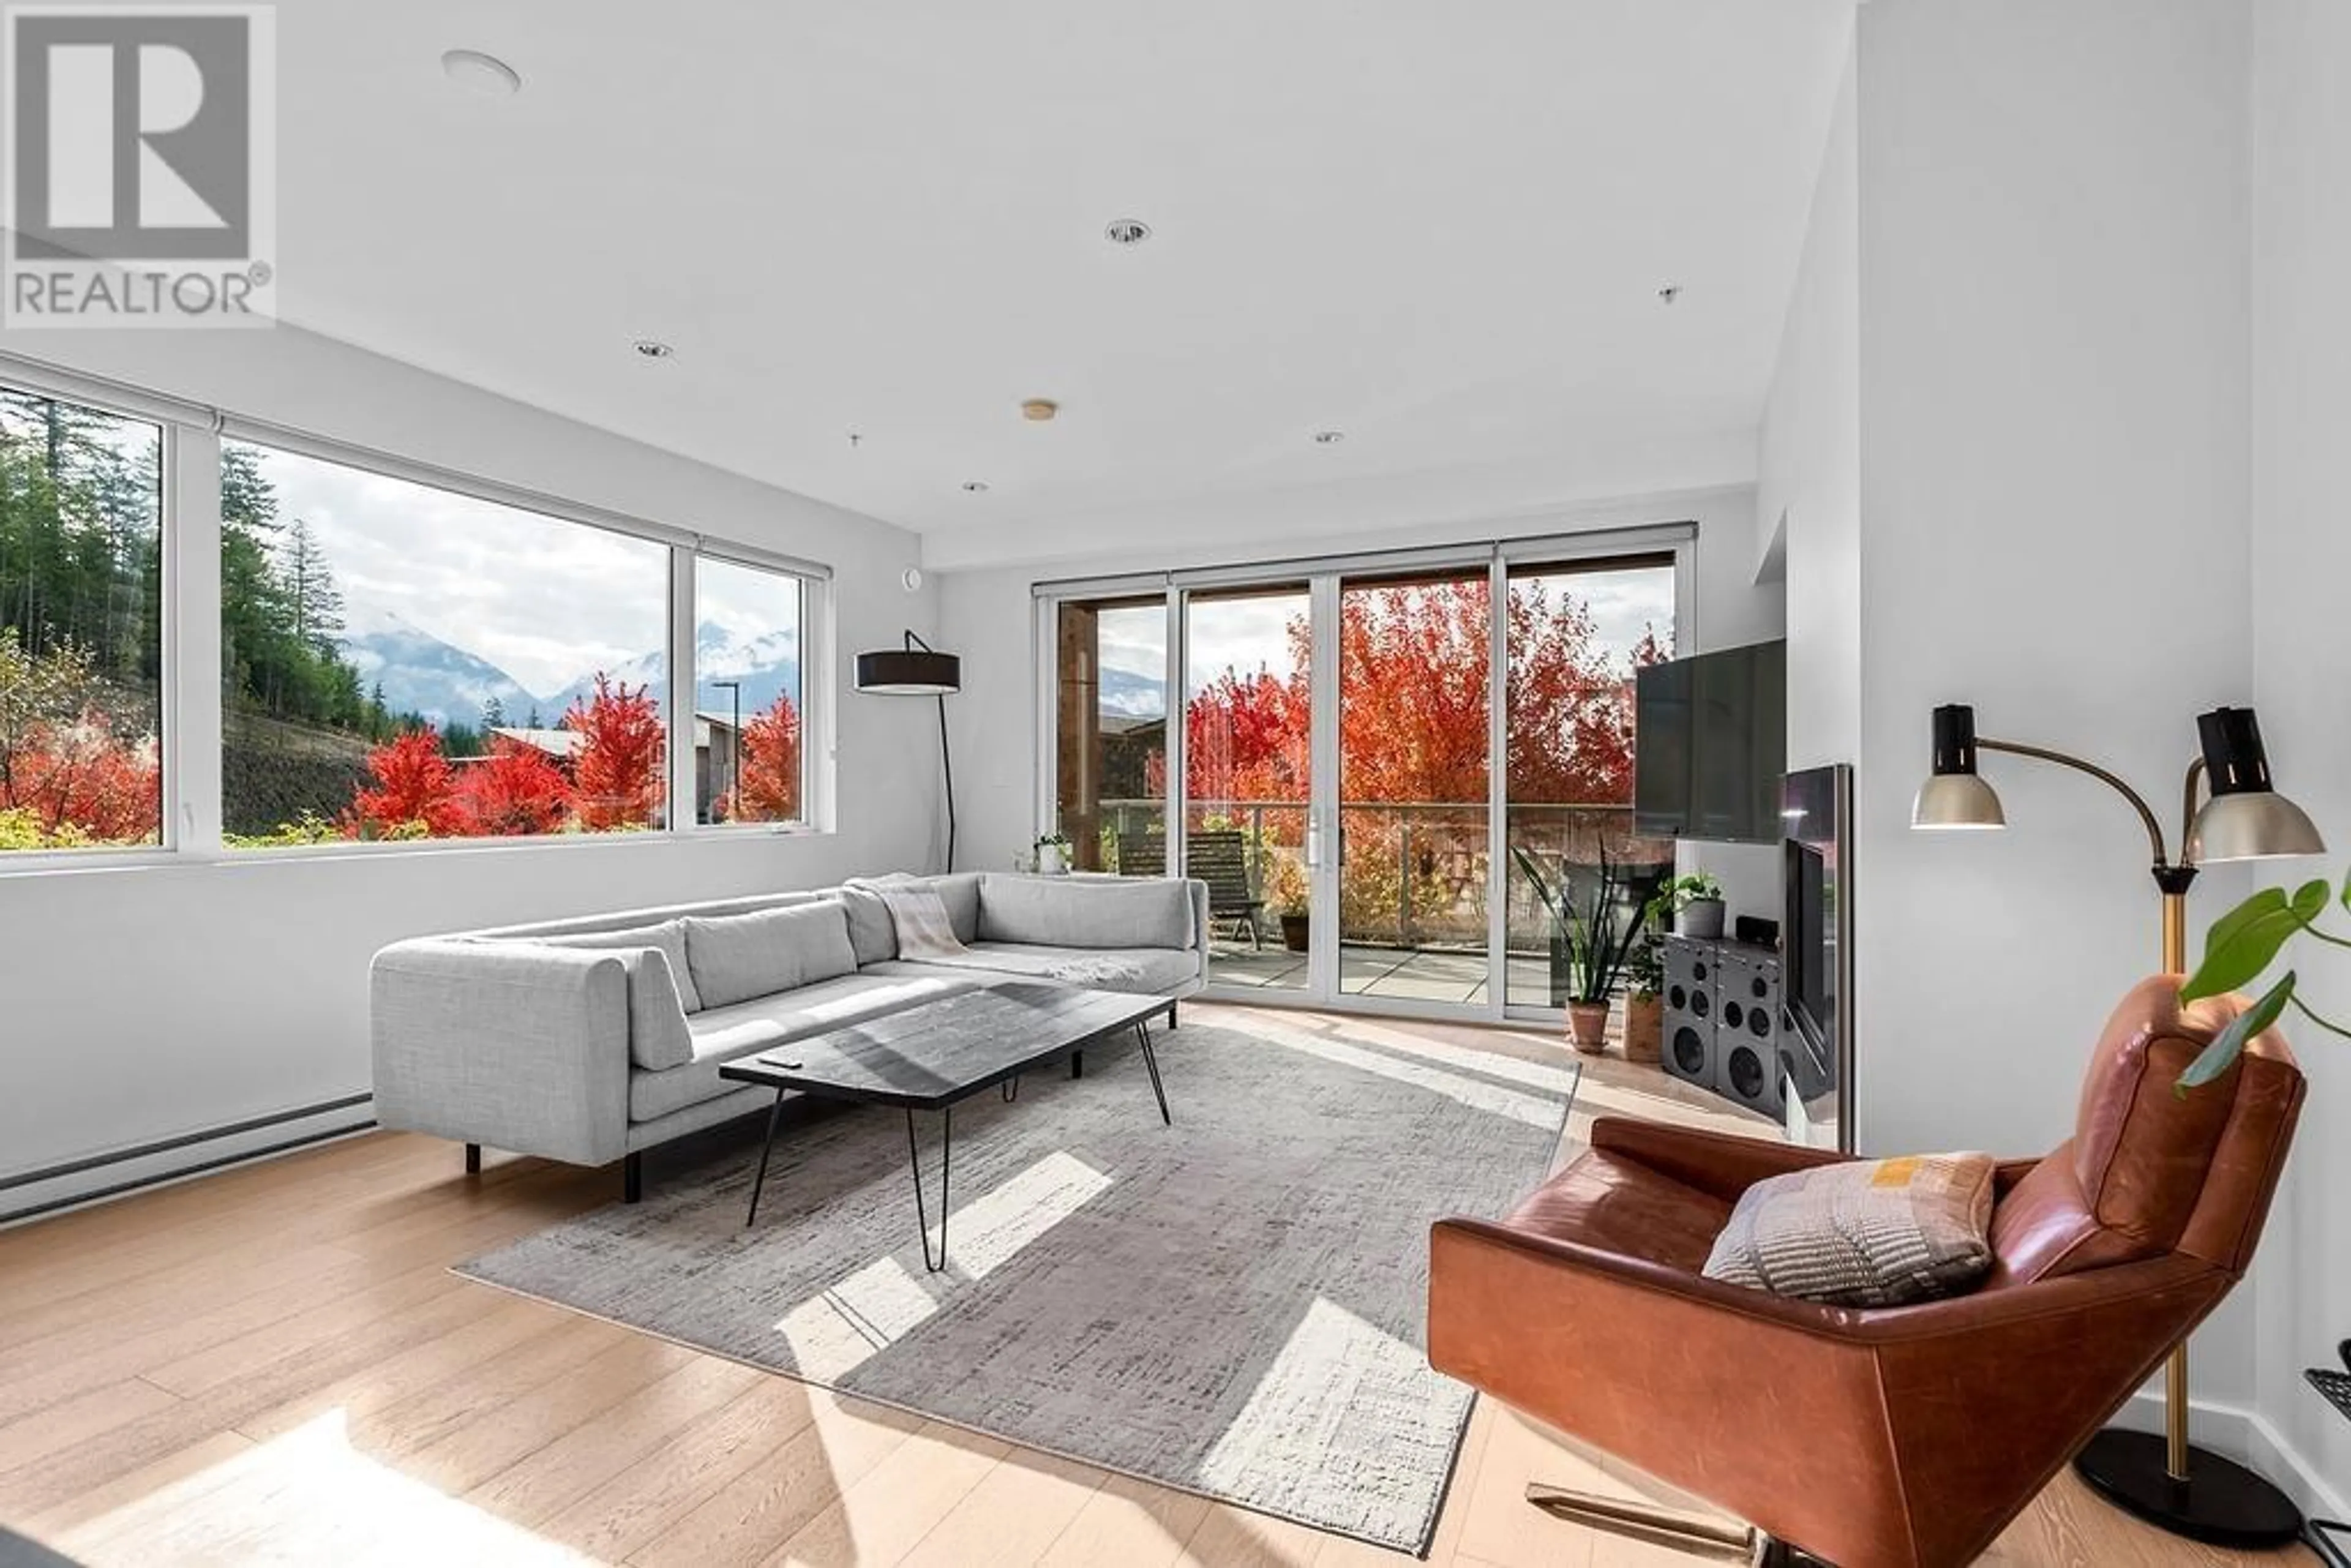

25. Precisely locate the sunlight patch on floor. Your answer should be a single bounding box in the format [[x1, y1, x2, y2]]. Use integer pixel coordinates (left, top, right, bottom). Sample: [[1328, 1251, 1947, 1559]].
[[1245, 1018, 1568, 1129], [1253, 1010, 1583, 1096], [775, 1149, 1112, 1381], [57, 1410, 586, 1567], [1194, 1296, 1442, 1501]]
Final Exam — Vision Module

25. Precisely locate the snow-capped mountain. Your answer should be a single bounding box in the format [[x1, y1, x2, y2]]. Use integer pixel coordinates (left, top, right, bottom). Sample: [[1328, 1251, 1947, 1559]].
[[1098, 666, 1166, 719], [336, 606, 538, 730], [336, 610, 803, 732], [539, 621, 801, 722]]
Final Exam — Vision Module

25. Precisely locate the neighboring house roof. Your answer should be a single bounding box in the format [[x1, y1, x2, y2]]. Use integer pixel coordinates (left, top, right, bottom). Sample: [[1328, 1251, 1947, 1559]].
[[489, 726, 585, 759]]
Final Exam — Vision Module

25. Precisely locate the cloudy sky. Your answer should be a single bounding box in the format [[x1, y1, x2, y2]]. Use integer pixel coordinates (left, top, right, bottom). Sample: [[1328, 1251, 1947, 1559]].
[[1093, 565, 1675, 715], [246, 443, 789, 697]]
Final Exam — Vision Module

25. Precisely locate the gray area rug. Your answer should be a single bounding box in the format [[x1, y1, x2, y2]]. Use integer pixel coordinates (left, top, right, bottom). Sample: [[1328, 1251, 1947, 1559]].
[[458, 1011, 1577, 1555]]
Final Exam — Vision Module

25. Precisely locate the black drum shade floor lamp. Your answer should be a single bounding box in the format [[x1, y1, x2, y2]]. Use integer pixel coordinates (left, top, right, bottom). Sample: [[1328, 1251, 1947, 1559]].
[[1913, 702, 2323, 1547], [856, 630, 962, 871]]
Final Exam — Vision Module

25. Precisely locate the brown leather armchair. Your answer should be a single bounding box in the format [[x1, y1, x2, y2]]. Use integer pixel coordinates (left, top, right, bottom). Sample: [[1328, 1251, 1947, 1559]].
[[1428, 977, 2305, 1568]]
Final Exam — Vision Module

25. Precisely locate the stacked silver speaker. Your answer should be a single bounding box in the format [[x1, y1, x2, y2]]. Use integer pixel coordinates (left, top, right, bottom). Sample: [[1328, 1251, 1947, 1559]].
[[1660, 936, 1787, 1119]]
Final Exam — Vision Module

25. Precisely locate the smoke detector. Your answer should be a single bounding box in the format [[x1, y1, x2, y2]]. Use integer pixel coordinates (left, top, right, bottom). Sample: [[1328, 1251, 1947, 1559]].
[[631, 338, 675, 361], [1313, 430, 1346, 445], [962, 480, 991, 493]]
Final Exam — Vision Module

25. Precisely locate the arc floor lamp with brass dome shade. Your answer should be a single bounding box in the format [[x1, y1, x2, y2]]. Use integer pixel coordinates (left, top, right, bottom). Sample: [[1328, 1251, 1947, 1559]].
[[1913, 702, 2323, 1547]]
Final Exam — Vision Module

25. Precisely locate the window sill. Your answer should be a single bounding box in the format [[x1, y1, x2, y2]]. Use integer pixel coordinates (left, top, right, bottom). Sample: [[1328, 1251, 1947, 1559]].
[[0, 822, 833, 878]]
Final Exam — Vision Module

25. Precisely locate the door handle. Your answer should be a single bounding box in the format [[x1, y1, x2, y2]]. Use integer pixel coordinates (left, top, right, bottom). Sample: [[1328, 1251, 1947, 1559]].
[[1306, 809, 1322, 870]]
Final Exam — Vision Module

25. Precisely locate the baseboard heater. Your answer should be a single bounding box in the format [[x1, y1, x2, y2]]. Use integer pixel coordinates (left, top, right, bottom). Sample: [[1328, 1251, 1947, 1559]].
[[0, 1093, 377, 1225]]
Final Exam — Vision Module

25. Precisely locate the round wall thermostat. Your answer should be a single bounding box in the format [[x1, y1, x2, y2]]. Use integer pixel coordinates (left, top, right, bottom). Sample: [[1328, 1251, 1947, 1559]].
[[901, 566, 924, 593]]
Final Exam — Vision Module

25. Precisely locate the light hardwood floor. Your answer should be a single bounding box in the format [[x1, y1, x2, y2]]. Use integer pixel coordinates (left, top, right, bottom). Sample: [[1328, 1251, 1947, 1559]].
[[0, 1001, 2315, 1567]]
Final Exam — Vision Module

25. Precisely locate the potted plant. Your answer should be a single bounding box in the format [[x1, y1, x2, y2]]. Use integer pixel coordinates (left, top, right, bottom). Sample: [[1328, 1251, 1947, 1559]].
[[1662, 872, 1727, 939], [1622, 896, 1667, 1065], [1515, 845, 1649, 1054], [1269, 853, 1311, 951], [1033, 831, 1072, 876]]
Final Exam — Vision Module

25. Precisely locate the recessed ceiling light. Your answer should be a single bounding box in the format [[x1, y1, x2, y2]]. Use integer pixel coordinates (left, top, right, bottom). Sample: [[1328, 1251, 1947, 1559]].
[[962, 480, 990, 493], [441, 48, 522, 96], [1021, 399, 1059, 422], [1313, 430, 1345, 445], [1104, 219, 1152, 246], [631, 338, 675, 361]]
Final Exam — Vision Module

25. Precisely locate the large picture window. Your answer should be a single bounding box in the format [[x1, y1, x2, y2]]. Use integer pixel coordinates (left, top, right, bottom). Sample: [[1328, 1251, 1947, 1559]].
[[0, 386, 165, 854], [694, 555, 805, 827], [219, 440, 673, 845]]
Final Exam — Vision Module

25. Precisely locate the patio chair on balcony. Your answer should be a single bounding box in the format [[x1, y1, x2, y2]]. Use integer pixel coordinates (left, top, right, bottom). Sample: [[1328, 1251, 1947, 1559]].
[[1117, 828, 1266, 948], [1116, 831, 1167, 878]]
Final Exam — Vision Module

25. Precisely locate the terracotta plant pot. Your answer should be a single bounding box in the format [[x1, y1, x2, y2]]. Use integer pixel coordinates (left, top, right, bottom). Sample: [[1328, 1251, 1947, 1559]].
[[1567, 1000, 1611, 1056], [1623, 993, 1663, 1065], [1279, 912, 1311, 952]]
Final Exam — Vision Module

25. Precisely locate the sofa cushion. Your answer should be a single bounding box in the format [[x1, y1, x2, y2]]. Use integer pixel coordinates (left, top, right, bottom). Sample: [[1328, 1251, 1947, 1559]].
[[683, 902, 858, 1010], [926, 872, 984, 943], [531, 918, 702, 1014], [629, 971, 978, 1122], [598, 947, 695, 1071], [839, 888, 897, 965], [977, 872, 1194, 951], [875, 942, 1196, 995]]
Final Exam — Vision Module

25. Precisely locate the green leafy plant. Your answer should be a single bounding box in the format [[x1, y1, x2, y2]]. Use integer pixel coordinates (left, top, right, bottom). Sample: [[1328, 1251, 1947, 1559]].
[[1656, 872, 1723, 913], [1514, 843, 1655, 1006], [2177, 868, 2351, 1093], [1625, 897, 1667, 999], [1266, 852, 1310, 917], [1033, 831, 1072, 852]]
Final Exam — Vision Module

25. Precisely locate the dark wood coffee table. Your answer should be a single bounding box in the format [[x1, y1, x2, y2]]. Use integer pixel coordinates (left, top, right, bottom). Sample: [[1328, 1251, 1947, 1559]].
[[717, 981, 1176, 1270]]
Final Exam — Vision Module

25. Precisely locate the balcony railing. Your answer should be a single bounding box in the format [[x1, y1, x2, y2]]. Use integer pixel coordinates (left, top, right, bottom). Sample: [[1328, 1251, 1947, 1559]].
[[1074, 797, 1663, 953]]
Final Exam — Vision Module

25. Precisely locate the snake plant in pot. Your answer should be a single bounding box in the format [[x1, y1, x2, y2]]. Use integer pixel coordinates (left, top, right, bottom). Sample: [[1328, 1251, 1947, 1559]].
[[1515, 843, 1657, 1054]]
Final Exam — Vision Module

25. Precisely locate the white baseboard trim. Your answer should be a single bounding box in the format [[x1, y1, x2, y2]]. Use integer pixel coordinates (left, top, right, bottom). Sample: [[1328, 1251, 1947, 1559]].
[[2115, 1388, 2348, 1522], [0, 1095, 377, 1227]]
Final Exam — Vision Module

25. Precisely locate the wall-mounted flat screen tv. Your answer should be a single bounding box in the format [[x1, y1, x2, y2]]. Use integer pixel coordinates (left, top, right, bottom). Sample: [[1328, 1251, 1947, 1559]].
[[1633, 638, 1786, 844]]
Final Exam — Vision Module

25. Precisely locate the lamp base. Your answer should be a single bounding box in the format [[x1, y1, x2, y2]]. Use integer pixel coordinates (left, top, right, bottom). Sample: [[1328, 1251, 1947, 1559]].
[[2073, 1429, 2303, 1547]]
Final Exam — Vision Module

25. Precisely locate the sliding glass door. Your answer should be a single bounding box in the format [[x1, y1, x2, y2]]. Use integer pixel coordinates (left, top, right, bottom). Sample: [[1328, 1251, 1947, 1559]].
[[1183, 584, 1313, 991], [1044, 538, 1680, 1019], [1337, 568, 1492, 1003]]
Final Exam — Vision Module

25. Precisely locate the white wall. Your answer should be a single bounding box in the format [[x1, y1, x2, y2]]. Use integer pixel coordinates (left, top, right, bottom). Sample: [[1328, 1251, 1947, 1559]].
[[2249, 0, 2351, 1506], [937, 484, 1787, 919], [1847, 0, 2265, 1411], [1758, 40, 1860, 774], [0, 325, 941, 1206]]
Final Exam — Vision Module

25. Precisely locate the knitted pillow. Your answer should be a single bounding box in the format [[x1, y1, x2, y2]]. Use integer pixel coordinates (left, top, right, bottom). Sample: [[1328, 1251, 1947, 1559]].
[[1703, 1152, 1998, 1307]]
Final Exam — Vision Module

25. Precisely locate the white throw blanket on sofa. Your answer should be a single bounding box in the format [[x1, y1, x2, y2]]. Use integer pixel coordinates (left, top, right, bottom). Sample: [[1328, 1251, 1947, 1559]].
[[846, 874, 969, 959]]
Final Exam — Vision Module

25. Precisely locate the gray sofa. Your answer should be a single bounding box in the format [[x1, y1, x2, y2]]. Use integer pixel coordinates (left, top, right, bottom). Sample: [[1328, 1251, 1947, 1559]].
[[370, 871, 1209, 1198]]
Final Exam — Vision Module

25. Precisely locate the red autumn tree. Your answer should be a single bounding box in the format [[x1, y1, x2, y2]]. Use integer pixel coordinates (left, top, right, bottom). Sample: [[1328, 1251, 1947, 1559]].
[[2, 718, 160, 841], [1172, 579, 1664, 812], [566, 674, 664, 830], [454, 735, 574, 836], [348, 727, 468, 838], [1169, 579, 1670, 939], [733, 692, 801, 822]]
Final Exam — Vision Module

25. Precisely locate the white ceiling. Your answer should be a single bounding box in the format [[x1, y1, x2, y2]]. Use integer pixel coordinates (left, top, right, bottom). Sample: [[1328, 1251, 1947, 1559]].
[[274, 1, 1855, 566]]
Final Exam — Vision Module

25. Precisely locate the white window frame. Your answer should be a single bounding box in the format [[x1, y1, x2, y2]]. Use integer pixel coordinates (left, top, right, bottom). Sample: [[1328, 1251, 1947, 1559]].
[[684, 547, 826, 836], [0, 351, 835, 871], [0, 368, 190, 872]]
